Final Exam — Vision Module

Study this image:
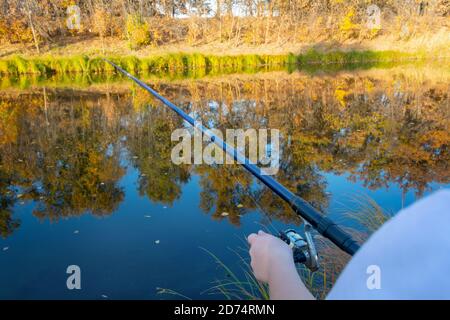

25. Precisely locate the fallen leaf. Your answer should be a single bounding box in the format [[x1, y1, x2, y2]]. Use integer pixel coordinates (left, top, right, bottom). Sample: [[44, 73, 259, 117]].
[[237, 204, 243, 208], [221, 212, 229, 216]]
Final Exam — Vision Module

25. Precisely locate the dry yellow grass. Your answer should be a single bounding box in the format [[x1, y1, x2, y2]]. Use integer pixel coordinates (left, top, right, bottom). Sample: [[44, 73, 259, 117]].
[[1, 16, 448, 60]]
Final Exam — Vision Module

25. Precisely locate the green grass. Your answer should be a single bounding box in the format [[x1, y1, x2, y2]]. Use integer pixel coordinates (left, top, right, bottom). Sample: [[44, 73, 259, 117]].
[[199, 247, 271, 300], [156, 242, 341, 300], [296, 49, 414, 65], [0, 50, 426, 77]]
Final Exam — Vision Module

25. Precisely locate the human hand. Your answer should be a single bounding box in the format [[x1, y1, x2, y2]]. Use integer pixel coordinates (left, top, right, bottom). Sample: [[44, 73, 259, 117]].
[[247, 230, 294, 283]]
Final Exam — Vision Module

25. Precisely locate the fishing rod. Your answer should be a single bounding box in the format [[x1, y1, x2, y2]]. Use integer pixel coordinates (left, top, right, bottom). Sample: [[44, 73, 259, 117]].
[[103, 59, 360, 260]]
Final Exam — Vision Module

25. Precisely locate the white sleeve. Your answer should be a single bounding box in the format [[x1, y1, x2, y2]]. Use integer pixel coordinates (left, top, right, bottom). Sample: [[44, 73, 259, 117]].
[[326, 189, 450, 300]]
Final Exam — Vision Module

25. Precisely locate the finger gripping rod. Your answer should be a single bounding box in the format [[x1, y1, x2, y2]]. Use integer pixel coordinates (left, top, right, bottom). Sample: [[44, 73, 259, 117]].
[[103, 59, 360, 256]]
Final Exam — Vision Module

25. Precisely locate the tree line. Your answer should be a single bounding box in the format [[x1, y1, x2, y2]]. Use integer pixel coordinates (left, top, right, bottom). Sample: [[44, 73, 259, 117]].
[[0, 0, 448, 52]]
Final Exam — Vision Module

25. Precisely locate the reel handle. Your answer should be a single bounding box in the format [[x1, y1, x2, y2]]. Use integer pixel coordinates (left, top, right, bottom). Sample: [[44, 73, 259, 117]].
[[279, 232, 306, 263], [278, 228, 319, 272], [293, 248, 307, 264]]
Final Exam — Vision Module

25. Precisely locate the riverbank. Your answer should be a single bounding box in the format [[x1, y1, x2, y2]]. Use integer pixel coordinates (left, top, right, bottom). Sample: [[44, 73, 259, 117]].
[[0, 49, 434, 76], [2, 63, 449, 105]]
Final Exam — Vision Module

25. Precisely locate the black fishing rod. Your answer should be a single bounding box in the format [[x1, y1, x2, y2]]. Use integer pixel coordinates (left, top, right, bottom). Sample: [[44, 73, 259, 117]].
[[104, 59, 360, 257]]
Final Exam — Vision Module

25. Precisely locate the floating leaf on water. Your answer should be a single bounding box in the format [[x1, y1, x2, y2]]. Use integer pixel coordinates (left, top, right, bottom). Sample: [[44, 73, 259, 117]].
[[237, 204, 243, 208], [163, 206, 167, 209], [3, 247, 9, 251], [19, 201, 25, 205], [17, 193, 23, 198], [221, 212, 229, 216], [144, 215, 151, 218], [74, 230, 79, 234], [155, 240, 160, 244], [101, 294, 108, 299]]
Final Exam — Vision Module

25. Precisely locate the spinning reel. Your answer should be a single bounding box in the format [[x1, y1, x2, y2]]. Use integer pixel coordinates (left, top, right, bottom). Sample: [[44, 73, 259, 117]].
[[279, 224, 319, 272]]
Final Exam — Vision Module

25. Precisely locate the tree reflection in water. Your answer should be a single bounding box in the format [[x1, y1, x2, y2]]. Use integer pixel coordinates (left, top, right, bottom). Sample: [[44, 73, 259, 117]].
[[0, 67, 448, 237]]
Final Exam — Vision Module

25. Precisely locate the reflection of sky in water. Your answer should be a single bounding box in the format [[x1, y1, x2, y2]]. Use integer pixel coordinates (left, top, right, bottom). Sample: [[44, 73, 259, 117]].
[[2, 163, 446, 299], [1, 167, 265, 299], [323, 171, 447, 220]]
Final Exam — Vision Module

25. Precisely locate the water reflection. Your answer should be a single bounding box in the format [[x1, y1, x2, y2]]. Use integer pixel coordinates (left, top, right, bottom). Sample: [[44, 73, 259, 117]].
[[0, 67, 448, 238]]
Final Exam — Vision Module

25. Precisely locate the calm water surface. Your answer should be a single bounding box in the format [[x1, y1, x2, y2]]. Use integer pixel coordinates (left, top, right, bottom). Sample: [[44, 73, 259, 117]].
[[0, 65, 449, 299]]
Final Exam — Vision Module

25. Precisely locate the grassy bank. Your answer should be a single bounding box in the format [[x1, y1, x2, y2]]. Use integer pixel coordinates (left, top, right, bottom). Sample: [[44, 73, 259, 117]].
[[0, 50, 422, 77], [0, 53, 286, 76], [2, 61, 448, 91]]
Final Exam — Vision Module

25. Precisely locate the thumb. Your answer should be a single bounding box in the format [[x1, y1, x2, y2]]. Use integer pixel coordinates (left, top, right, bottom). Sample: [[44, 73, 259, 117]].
[[258, 230, 268, 236], [247, 233, 258, 246]]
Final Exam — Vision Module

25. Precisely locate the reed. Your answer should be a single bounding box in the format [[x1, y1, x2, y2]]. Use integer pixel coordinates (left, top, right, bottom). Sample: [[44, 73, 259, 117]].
[[340, 193, 394, 234]]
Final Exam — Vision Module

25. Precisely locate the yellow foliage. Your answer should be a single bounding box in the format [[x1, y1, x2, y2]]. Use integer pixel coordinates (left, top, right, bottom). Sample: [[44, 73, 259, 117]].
[[339, 8, 359, 39], [92, 8, 109, 38], [364, 79, 375, 93], [420, 130, 450, 149], [0, 102, 18, 145], [147, 19, 164, 47], [0, 19, 33, 44], [126, 14, 151, 49], [335, 88, 348, 108]]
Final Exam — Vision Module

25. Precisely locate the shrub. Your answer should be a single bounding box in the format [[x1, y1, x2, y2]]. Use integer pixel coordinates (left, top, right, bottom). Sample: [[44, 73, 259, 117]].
[[339, 8, 359, 39], [91, 8, 110, 38], [0, 19, 34, 44], [126, 14, 150, 49]]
